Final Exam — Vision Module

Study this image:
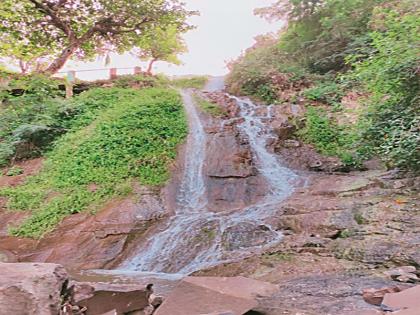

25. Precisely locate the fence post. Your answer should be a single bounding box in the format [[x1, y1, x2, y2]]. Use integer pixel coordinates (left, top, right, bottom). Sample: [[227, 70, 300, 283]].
[[65, 70, 76, 98], [109, 68, 117, 80], [134, 66, 142, 75]]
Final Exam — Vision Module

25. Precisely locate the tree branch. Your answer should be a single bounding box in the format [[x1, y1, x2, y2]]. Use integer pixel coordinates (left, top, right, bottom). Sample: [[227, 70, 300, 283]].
[[28, 0, 75, 40]]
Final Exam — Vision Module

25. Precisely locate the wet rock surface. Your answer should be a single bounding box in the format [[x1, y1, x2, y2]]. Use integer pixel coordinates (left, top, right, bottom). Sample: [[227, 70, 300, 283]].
[[0, 186, 167, 270], [0, 85, 419, 314], [0, 262, 68, 315]]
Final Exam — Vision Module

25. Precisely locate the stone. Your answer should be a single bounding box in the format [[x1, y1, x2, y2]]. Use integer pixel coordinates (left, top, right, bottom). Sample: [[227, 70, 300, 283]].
[[385, 266, 417, 277], [396, 274, 419, 283], [72, 282, 151, 315], [382, 285, 420, 310], [0, 249, 17, 262], [283, 139, 301, 148], [362, 286, 405, 306], [154, 276, 278, 315], [149, 294, 163, 308], [0, 262, 68, 315], [384, 267, 419, 283]]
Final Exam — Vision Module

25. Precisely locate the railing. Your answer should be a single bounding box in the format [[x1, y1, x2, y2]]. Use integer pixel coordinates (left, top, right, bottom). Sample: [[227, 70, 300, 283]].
[[59, 66, 142, 82]]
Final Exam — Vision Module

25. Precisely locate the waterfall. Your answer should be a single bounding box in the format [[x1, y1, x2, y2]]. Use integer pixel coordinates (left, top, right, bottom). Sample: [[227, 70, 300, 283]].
[[119, 89, 299, 274]]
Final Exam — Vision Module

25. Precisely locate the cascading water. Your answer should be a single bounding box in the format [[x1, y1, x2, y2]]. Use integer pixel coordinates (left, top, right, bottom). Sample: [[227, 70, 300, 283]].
[[119, 87, 299, 275]]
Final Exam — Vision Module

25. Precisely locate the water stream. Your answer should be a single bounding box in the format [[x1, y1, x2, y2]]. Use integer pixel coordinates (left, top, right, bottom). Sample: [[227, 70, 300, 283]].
[[119, 84, 299, 274]]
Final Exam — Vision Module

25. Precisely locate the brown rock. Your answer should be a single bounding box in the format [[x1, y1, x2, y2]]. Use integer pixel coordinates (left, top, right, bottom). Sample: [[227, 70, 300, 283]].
[[283, 139, 301, 148], [382, 285, 420, 309], [0, 249, 17, 262], [72, 282, 150, 315], [362, 286, 405, 306], [154, 276, 278, 315], [0, 262, 68, 315]]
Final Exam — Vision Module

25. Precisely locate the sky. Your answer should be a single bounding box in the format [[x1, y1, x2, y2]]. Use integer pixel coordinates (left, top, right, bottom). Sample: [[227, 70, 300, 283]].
[[60, 0, 282, 81]]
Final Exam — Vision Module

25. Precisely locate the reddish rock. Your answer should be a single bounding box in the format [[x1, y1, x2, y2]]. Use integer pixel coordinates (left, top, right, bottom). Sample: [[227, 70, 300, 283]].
[[4, 190, 166, 270], [382, 285, 420, 310], [74, 287, 150, 315], [363, 286, 405, 306], [0, 262, 68, 315], [154, 276, 278, 315]]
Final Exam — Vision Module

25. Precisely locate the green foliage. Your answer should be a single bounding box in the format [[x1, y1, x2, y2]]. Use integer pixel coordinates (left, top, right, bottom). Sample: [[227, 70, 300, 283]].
[[298, 107, 359, 166], [303, 81, 345, 106], [193, 94, 226, 117], [171, 76, 208, 89], [226, 39, 308, 103], [228, 0, 419, 172], [0, 0, 194, 74], [0, 74, 65, 165], [347, 1, 420, 171], [5, 166, 23, 176], [135, 25, 188, 73], [113, 74, 170, 89], [1, 87, 187, 238]]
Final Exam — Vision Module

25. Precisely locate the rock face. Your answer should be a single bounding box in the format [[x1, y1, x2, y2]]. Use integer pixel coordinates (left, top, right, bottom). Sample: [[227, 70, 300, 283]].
[[204, 124, 268, 213], [0, 262, 68, 315], [0, 187, 167, 270]]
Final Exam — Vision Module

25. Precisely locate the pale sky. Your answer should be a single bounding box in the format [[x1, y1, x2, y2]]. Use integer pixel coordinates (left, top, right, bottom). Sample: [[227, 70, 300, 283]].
[[60, 0, 282, 80]]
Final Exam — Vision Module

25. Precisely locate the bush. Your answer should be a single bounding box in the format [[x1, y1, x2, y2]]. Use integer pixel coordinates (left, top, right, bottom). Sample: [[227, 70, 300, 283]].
[[348, 1, 420, 171], [193, 94, 226, 117], [171, 76, 208, 89], [113, 74, 169, 89], [0, 74, 65, 165], [303, 81, 345, 106], [298, 106, 360, 166], [1, 87, 188, 238]]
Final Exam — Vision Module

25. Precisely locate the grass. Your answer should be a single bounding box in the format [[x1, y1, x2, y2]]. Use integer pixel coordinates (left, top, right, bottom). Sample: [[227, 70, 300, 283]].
[[0, 87, 187, 238], [171, 76, 208, 89], [193, 94, 226, 117]]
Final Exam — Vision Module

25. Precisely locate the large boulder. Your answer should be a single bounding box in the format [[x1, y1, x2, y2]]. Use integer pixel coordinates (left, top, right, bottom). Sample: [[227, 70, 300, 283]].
[[154, 276, 278, 315], [0, 262, 68, 315]]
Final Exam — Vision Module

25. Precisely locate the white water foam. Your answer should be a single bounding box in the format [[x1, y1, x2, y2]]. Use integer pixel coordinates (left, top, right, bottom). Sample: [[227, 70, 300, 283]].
[[119, 90, 299, 274]]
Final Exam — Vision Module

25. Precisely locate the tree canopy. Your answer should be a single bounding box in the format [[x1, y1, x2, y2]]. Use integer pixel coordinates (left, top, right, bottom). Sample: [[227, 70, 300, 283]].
[[135, 25, 187, 74], [0, 0, 195, 74]]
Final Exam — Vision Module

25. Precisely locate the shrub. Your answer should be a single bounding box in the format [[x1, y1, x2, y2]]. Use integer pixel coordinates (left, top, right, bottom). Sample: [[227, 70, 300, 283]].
[[193, 94, 226, 117], [1, 87, 188, 238], [171, 76, 208, 89], [298, 106, 360, 166], [348, 1, 420, 171]]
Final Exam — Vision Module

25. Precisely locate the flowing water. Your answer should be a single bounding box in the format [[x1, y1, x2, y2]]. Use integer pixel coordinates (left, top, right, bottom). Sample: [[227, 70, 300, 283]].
[[120, 86, 299, 274]]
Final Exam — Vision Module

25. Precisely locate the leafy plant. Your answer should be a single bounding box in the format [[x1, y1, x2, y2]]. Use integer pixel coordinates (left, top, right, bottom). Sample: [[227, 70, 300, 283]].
[[1, 87, 188, 238], [193, 94, 226, 117], [5, 166, 23, 176], [298, 106, 360, 166], [171, 76, 208, 89]]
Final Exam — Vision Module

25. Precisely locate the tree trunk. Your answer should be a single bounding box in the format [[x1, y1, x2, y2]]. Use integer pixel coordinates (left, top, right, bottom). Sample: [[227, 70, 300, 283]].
[[146, 58, 157, 75], [19, 60, 28, 74], [42, 42, 79, 75]]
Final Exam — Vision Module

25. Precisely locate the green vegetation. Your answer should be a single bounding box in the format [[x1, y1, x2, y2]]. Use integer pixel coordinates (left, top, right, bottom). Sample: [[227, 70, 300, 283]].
[[227, 0, 419, 172], [0, 74, 65, 166], [113, 74, 170, 89], [297, 107, 358, 167], [193, 94, 226, 117], [0, 87, 187, 238], [5, 166, 23, 176], [0, 0, 194, 75], [171, 76, 208, 89]]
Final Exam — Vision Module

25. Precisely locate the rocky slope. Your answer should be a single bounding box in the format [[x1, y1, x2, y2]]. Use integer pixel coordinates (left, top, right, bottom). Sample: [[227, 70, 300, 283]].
[[0, 84, 418, 314]]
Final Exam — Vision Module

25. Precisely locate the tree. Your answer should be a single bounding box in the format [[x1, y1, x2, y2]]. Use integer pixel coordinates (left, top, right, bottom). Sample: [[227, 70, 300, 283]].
[[134, 25, 187, 74], [254, 0, 325, 22], [0, 0, 194, 75]]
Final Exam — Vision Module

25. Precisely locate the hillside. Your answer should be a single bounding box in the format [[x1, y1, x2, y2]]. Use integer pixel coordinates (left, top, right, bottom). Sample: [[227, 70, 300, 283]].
[[227, 0, 419, 173]]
